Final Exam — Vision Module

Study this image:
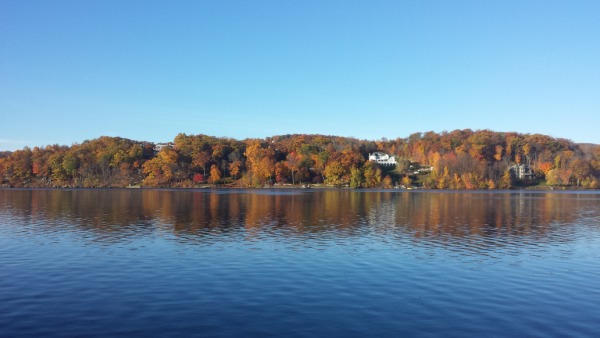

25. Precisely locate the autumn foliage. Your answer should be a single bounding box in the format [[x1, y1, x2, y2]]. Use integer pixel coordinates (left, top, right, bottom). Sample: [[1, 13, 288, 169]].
[[1, 130, 599, 189]]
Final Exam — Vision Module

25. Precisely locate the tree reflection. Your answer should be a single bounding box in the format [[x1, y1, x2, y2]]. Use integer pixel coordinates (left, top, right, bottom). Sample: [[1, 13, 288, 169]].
[[1, 189, 599, 248]]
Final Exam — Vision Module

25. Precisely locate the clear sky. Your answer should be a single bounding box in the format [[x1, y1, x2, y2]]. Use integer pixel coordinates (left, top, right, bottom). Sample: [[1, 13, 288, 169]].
[[1, 0, 599, 151]]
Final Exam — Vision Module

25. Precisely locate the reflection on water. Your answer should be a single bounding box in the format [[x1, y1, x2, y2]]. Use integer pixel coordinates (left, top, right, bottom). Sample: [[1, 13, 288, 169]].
[[2, 189, 599, 250], [1, 189, 600, 337]]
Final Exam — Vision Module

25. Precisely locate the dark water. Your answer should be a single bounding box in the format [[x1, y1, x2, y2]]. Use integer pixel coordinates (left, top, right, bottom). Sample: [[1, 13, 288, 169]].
[[1, 189, 600, 337]]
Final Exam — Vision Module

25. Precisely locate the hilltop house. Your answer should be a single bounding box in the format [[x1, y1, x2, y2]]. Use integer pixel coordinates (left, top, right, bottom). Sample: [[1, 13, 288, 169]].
[[154, 142, 173, 153], [368, 152, 398, 166]]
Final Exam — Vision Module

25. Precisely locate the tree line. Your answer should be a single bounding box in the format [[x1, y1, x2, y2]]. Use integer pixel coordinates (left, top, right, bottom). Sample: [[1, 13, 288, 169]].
[[1, 130, 599, 189]]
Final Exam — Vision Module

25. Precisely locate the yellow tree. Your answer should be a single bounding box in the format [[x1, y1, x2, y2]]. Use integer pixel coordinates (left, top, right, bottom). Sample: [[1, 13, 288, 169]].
[[401, 175, 412, 188], [324, 160, 345, 186], [244, 140, 275, 185], [451, 172, 462, 189], [429, 151, 441, 172], [209, 164, 221, 184], [311, 150, 329, 183], [257, 156, 275, 184], [499, 170, 512, 189], [382, 175, 393, 188], [229, 160, 241, 180], [437, 167, 450, 189], [494, 145, 504, 162], [244, 140, 262, 185], [554, 154, 562, 169], [142, 148, 178, 187]]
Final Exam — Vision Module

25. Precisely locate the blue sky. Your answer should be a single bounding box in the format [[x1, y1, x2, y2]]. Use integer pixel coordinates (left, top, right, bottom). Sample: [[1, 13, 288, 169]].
[[1, 0, 599, 151]]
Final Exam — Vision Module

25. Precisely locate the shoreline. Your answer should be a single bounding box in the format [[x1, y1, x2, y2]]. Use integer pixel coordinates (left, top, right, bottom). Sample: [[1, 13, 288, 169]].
[[1, 185, 597, 192]]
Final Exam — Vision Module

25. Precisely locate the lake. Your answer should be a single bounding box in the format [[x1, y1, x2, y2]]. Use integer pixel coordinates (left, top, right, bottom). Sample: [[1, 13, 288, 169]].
[[1, 189, 600, 337]]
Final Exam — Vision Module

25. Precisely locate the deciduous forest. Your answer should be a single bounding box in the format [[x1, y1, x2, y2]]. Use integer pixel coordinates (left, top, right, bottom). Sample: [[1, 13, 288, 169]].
[[1, 130, 599, 189]]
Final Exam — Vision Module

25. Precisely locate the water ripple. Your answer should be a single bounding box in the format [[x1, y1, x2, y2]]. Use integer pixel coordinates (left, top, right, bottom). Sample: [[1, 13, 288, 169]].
[[2, 189, 600, 336]]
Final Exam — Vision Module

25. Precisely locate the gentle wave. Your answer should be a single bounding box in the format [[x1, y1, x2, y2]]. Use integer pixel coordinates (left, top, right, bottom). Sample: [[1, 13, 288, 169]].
[[1, 189, 600, 337]]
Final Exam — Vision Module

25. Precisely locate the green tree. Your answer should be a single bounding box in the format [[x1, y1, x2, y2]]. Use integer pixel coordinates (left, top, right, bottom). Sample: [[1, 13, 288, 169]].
[[349, 166, 363, 189], [363, 162, 381, 188], [62, 153, 78, 181]]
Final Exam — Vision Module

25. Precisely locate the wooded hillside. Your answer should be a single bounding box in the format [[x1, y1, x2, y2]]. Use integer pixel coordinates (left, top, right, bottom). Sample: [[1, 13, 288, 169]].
[[1, 130, 599, 189]]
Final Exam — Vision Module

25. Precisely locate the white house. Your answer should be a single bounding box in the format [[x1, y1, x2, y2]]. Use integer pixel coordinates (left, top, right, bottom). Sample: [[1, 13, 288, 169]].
[[510, 163, 534, 179], [154, 142, 173, 153], [368, 152, 398, 166]]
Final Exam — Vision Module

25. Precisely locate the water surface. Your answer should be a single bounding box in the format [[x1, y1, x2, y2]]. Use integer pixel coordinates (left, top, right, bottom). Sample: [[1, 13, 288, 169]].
[[1, 189, 600, 337]]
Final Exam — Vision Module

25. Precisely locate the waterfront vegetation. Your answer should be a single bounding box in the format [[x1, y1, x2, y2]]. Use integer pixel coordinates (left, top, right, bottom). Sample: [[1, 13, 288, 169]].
[[1, 129, 599, 189]]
